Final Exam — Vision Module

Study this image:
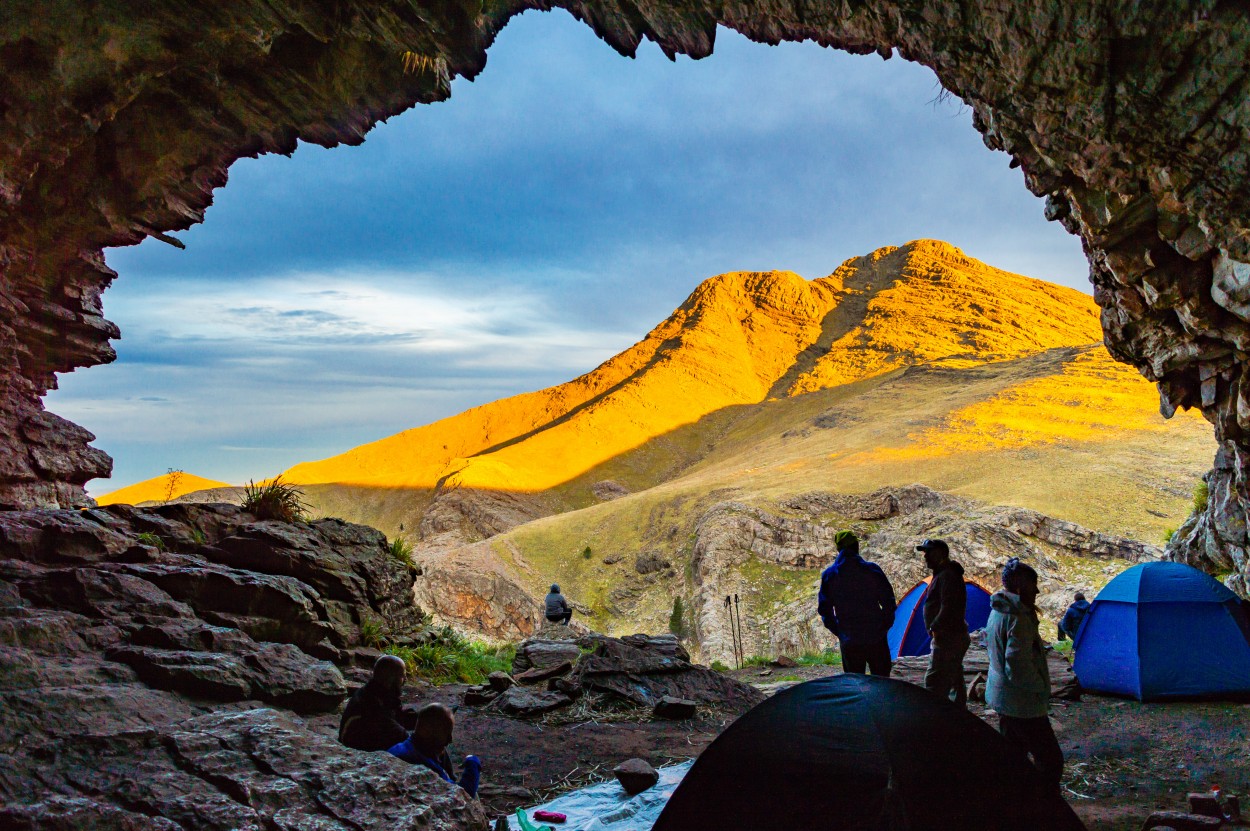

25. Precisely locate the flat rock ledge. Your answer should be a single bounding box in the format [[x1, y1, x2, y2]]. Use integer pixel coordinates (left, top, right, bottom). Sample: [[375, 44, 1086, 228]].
[[0, 502, 489, 830]]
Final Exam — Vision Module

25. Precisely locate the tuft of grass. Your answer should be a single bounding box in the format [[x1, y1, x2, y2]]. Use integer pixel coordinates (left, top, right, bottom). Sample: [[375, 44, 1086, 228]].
[[1194, 479, 1210, 514], [136, 532, 164, 550], [710, 660, 730, 672], [388, 536, 415, 569], [742, 655, 771, 668], [775, 674, 801, 683], [797, 650, 842, 667], [581, 545, 592, 560], [359, 618, 385, 648], [385, 627, 515, 685], [189, 528, 207, 546], [1162, 526, 1177, 545], [242, 476, 309, 523], [668, 596, 687, 639]]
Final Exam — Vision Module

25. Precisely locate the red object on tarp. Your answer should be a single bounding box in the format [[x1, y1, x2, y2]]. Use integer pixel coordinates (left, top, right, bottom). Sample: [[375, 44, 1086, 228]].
[[533, 810, 567, 823]]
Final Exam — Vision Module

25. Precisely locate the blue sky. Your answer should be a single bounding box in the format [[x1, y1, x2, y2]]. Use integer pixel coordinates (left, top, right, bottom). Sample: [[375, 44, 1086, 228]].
[[47, 10, 1090, 495]]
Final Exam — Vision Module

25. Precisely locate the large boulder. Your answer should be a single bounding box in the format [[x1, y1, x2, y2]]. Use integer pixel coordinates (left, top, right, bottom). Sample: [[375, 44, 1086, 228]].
[[0, 504, 484, 828]]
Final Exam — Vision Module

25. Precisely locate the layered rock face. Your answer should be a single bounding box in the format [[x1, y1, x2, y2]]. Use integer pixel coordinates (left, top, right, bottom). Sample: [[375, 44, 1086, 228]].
[[2, 3, 1249, 575], [690, 485, 1160, 663], [0, 502, 487, 828]]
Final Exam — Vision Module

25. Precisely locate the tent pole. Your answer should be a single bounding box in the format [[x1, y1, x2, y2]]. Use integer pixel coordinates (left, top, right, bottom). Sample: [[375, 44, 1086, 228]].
[[734, 594, 745, 666]]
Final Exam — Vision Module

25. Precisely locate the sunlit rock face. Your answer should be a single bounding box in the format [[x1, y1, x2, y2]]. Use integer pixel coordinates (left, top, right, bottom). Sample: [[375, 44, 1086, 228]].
[[2, 2, 1249, 577]]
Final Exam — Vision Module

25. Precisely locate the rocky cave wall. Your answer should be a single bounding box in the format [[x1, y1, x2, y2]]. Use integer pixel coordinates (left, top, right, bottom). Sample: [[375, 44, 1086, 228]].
[[2, 2, 1249, 579]]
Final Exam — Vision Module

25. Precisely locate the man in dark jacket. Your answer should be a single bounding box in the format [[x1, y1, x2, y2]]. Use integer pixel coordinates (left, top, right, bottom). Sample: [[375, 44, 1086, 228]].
[[545, 584, 572, 625], [1057, 591, 1091, 641], [339, 654, 413, 751], [818, 530, 897, 676], [918, 538, 970, 707]]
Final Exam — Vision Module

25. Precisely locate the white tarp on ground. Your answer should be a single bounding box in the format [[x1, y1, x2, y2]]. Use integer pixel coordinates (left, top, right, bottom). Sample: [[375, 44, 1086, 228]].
[[507, 761, 693, 831]]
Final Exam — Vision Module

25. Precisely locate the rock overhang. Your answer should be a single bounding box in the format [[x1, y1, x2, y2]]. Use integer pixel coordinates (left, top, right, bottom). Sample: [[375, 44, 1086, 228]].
[[1, 0, 1249, 581]]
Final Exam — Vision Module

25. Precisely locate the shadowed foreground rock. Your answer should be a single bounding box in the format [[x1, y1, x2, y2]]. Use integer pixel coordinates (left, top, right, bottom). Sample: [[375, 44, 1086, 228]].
[[0, 502, 489, 829]]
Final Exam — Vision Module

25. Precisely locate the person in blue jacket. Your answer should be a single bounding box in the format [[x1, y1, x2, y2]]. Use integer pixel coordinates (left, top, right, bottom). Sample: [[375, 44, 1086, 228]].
[[388, 703, 482, 798], [817, 530, 898, 676], [1056, 591, 1090, 642]]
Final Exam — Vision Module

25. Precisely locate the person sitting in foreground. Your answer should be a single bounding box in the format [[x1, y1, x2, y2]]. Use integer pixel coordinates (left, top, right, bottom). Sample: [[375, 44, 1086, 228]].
[[545, 583, 573, 625], [388, 702, 482, 797], [986, 558, 1063, 797], [339, 654, 412, 752], [1056, 591, 1091, 642]]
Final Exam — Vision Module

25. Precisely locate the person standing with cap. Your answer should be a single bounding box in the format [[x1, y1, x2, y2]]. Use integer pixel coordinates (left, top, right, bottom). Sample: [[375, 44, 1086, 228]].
[[917, 538, 970, 706], [818, 530, 898, 676]]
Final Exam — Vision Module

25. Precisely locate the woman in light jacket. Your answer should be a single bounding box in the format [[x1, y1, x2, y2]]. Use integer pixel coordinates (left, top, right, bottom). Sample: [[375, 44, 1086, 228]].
[[986, 557, 1064, 795]]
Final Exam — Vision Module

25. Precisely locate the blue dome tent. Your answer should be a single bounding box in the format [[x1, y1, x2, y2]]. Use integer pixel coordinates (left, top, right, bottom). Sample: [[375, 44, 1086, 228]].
[[887, 576, 993, 659], [1073, 561, 1250, 701]]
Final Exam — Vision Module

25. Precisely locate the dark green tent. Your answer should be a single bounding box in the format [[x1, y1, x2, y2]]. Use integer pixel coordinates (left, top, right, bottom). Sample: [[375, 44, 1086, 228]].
[[653, 674, 1084, 831]]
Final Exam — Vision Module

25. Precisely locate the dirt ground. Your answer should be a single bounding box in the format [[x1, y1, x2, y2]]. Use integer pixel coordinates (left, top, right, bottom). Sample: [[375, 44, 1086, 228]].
[[316, 653, 1250, 830]]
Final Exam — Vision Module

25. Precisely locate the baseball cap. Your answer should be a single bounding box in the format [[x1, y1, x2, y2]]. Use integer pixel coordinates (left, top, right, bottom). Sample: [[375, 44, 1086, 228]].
[[915, 538, 949, 557]]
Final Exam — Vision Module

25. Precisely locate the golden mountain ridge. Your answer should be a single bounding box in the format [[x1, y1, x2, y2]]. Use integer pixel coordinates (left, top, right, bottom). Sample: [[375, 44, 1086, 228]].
[[275, 239, 1105, 494]]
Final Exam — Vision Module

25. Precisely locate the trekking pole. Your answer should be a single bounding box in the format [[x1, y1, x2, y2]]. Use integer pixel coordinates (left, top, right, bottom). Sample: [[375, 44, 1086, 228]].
[[724, 595, 737, 668], [734, 593, 745, 665]]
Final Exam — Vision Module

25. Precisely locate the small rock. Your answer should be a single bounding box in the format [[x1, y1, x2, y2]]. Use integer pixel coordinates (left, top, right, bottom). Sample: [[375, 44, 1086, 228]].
[[771, 656, 797, 668], [493, 686, 571, 718], [514, 661, 572, 685], [757, 668, 772, 677], [487, 671, 515, 692], [652, 696, 697, 720], [613, 758, 659, 795], [463, 684, 498, 706]]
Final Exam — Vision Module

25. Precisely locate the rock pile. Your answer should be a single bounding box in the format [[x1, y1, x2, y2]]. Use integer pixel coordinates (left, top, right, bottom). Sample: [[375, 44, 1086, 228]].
[[460, 632, 763, 719], [0, 502, 488, 829]]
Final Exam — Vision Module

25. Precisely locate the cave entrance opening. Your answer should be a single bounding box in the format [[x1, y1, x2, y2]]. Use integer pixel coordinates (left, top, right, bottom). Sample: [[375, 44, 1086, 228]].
[[48, 10, 1095, 502]]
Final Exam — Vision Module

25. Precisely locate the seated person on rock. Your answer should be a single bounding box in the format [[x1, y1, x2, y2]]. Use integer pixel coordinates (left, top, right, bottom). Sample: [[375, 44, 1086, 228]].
[[388, 702, 482, 798], [545, 583, 573, 626], [339, 654, 413, 752]]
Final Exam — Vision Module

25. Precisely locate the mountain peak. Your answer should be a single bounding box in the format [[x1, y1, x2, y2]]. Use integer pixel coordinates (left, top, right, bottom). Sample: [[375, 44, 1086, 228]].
[[275, 240, 1101, 494]]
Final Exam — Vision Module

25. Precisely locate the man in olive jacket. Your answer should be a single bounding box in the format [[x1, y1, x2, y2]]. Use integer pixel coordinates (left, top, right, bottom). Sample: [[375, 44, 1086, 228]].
[[918, 538, 970, 707]]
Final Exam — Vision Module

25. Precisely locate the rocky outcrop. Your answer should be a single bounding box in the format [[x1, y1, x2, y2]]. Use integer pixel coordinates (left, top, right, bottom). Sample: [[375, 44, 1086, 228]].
[[469, 631, 763, 717], [1169, 441, 1250, 594], [3, 3, 1250, 597], [0, 503, 488, 828], [691, 485, 1162, 663]]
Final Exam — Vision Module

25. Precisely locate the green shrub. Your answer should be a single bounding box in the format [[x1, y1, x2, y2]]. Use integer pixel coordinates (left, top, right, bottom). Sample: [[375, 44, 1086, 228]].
[[189, 528, 207, 546], [1162, 526, 1177, 545], [582, 546, 592, 560], [385, 627, 515, 685], [135, 532, 164, 550], [797, 650, 842, 667], [742, 655, 771, 668], [388, 536, 415, 568], [710, 660, 730, 672], [242, 476, 309, 523], [668, 597, 687, 639], [359, 618, 385, 648], [1194, 480, 1210, 514]]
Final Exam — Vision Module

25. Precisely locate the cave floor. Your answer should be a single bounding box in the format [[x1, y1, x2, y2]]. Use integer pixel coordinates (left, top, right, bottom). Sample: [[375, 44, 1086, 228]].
[[311, 658, 1250, 831]]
